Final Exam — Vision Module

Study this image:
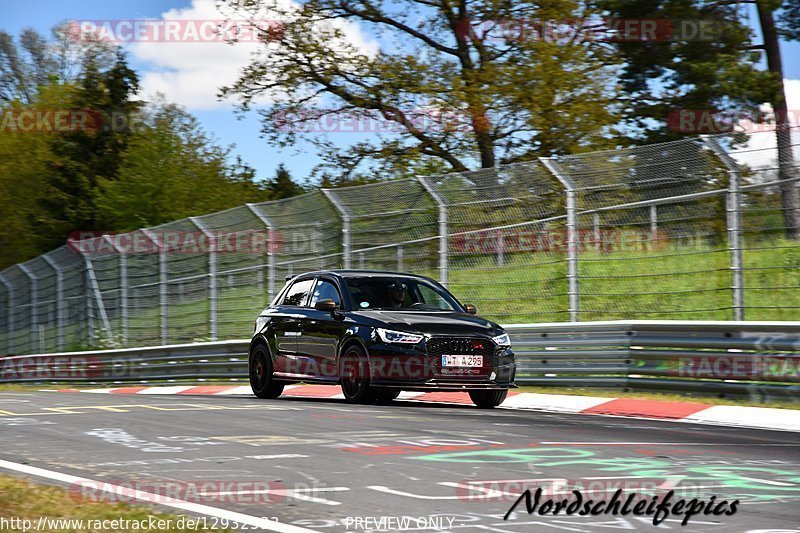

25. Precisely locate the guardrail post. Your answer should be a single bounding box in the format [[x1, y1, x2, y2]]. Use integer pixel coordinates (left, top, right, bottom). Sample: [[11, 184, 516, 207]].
[[0, 274, 14, 354], [541, 158, 580, 321], [417, 177, 448, 286], [245, 204, 277, 301], [396, 245, 403, 271], [41, 255, 65, 351], [320, 190, 351, 269], [17, 265, 38, 353], [190, 217, 217, 341], [142, 229, 168, 344], [705, 137, 745, 321]]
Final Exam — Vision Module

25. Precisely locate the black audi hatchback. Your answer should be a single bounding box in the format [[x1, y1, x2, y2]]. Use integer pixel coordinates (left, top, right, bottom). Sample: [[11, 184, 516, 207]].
[[248, 270, 516, 408]]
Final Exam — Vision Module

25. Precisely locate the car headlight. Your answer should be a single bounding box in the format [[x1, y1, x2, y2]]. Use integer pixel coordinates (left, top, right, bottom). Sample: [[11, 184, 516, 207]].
[[492, 332, 511, 347], [254, 316, 269, 333], [376, 328, 424, 344]]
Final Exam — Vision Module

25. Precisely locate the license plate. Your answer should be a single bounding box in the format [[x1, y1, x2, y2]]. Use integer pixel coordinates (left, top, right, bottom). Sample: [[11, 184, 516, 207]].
[[441, 355, 483, 367]]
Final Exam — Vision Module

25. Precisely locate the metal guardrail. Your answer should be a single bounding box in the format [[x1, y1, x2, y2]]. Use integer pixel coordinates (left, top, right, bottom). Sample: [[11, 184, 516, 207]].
[[1, 321, 799, 401]]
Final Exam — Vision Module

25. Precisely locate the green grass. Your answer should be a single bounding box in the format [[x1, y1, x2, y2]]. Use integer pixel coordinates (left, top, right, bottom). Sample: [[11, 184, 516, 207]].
[[0, 474, 232, 533], [2, 238, 799, 353]]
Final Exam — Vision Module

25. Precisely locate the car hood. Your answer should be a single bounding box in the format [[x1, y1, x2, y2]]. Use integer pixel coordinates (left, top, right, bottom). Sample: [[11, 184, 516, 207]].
[[352, 310, 503, 336]]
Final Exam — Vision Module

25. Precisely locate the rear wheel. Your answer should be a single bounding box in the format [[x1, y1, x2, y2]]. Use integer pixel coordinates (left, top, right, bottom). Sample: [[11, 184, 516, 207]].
[[340, 345, 373, 404], [249, 346, 285, 399], [469, 389, 507, 409], [373, 388, 401, 404]]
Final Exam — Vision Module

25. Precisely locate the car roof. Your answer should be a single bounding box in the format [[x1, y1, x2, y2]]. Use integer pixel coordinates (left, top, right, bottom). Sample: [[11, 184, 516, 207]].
[[285, 270, 438, 283]]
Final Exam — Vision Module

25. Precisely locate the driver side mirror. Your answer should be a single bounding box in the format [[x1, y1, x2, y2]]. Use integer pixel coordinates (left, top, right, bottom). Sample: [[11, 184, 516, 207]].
[[464, 303, 477, 315], [314, 299, 338, 313]]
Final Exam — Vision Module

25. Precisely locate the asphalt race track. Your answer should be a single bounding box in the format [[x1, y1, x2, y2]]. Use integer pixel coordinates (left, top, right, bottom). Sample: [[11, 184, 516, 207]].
[[1, 390, 799, 532]]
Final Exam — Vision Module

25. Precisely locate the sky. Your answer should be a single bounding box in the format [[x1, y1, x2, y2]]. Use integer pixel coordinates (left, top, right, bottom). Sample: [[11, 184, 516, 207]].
[[3, 0, 800, 183]]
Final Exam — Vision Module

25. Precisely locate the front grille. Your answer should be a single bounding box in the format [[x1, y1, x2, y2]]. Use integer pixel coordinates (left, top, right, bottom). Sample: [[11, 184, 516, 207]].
[[425, 336, 495, 378], [425, 337, 494, 357]]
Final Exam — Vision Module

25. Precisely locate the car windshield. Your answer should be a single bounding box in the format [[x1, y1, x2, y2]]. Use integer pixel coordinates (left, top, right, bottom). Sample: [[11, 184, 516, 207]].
[[344, 277, 462, 312]]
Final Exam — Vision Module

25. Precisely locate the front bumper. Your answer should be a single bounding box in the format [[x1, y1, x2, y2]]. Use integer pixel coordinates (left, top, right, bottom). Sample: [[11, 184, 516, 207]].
[[366, 336, 517, 389]]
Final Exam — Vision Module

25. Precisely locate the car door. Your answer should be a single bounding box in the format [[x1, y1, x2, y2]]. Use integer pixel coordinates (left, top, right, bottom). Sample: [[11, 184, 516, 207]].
[[297, 277, 348, 380], [271, 277, 315, 376]]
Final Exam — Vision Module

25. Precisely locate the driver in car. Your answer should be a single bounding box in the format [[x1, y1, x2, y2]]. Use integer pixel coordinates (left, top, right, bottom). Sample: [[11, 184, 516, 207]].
[[387, 281, 408, 309]]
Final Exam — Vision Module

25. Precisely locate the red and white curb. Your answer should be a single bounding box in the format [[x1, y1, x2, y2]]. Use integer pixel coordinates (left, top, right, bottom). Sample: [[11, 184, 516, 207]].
[[49, 385, 800, 433]]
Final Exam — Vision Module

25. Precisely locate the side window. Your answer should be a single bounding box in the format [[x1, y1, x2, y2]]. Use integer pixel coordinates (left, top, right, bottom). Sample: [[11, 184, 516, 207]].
[[418, 285, 451, 310], [281, 279, 315, 306], [309, 280, 342, 308]]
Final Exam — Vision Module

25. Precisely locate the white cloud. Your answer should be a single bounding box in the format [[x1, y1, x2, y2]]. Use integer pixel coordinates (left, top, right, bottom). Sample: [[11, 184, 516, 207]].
[[128, 0, 377, 110]]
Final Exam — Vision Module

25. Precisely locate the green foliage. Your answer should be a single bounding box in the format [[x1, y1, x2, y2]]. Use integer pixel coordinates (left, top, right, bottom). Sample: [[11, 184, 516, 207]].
[[219, 0, 623, 181], [599, 0, 780, 142], [265, 163, 305, 199], [94, 102, 271, 230], [778, 0, 800, 39], [0, 25, 301, 270], [36, 51, 142, 250]]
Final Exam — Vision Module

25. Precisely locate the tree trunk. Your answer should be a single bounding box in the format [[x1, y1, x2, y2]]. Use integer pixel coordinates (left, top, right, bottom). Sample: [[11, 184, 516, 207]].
[[757, 2, 800, 239]]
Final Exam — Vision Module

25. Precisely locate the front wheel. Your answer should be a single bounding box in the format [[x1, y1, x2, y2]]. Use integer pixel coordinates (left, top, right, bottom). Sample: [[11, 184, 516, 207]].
[[373, 388, 401, 403], [469, 389, 508, 409], [249, 346, 285, 399], [340, 345, 373, 404]]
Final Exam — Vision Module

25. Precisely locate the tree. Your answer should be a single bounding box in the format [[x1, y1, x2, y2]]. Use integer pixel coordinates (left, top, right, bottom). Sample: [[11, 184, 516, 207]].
[[265, 163, 305, 199], [94, 102, 270, 229], [0, 24, 115, 104], [599, 0, 779, 141], [756, 0, 800, 238], [0, 91, 56, 268], [602, 0, 799, 238], [36, 50, 141, 250], [219, 0, 622, 181]]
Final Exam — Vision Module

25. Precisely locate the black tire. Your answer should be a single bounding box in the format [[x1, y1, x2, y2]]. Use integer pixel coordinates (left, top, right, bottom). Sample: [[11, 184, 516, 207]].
[[469, 389, 508, 409], [249, 345, 285, 399], [373, 388, 401, 404], [339, 345, 373, 404]]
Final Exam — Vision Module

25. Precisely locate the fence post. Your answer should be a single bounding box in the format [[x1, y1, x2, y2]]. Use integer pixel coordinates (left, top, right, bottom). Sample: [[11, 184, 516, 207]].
[[593, 213, 601, 252], [650, 204, 658, 237], [496, 233, 505, 266], [142, 229, 168, 344], [320, 190, 351, 269], [41, 255, 65, 351], [101, 236, 127, 346], [541, 157, 580, 322], [705, 137, 744, 321], [397, 245, 404, 271], [0, 274, 14, 354], [83, 254, 114, 344], [17, 265, 38, 353], [190, 217, 217, 341], [417, 177, 448, 286], [246, 204, 277, 302]]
